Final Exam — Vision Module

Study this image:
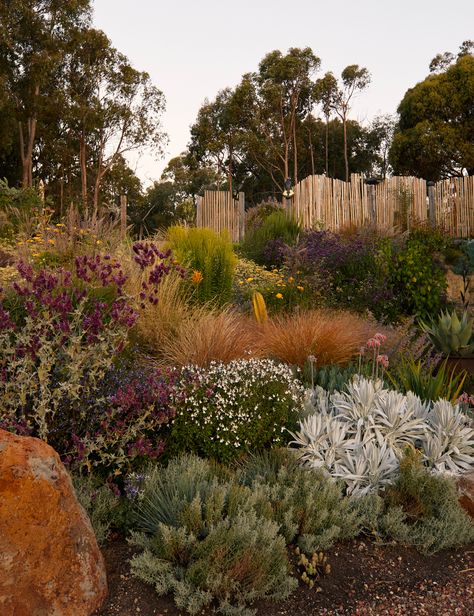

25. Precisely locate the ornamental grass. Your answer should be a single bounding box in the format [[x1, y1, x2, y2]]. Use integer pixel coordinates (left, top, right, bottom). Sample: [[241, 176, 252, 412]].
[[159, 308, 259, 367], [255, 309, 376, 368]]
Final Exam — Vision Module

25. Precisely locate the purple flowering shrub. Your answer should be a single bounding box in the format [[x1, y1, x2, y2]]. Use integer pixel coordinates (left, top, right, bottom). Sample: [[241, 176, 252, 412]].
[[63, 364, 178, 477], [0, 242, 181, 475], [285, 230, 398, 321]]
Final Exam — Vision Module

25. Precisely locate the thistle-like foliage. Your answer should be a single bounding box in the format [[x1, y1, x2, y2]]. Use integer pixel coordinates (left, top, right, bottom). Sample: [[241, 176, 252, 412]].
[[290, 376, 474, 496]]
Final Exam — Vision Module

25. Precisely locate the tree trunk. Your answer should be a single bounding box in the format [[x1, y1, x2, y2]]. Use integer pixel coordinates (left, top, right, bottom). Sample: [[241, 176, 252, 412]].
[[18, 85, 40, 188], [79, 129, 88, 216], [293, 123, 298, 186], [308, 127, 315, 177], [343, 113, 349, 182], [325, 115, 329, 177]]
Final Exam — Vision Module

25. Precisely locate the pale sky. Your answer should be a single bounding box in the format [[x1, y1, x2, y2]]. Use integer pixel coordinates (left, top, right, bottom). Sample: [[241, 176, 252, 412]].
[[93, 0, 474, 186]]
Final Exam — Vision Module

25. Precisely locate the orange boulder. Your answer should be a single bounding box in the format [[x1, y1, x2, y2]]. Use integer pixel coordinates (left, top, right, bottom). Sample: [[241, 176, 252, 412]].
[[0, 429, 107, 616]]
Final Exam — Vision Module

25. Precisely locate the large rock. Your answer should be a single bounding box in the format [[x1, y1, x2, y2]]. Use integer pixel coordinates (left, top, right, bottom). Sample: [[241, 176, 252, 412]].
[[458, 471, 474, 519], [0, 429, 107, 616]]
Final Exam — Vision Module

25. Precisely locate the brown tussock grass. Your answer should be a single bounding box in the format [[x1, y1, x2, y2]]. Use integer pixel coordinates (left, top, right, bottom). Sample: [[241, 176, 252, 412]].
[[255, 309, 377, 368], [160, 308, 259, 368]]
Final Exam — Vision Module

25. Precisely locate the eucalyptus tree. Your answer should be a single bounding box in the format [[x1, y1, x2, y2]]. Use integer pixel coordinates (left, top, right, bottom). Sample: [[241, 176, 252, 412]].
[[314, 72, 339, 176], [0, 0, 91, 187], [390, 51, 474, 179], [329, 65, 371, 182]]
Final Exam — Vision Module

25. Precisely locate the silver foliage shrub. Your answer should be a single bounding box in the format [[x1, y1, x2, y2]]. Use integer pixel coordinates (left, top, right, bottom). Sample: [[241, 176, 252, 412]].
[[290, 376, 474, 497]]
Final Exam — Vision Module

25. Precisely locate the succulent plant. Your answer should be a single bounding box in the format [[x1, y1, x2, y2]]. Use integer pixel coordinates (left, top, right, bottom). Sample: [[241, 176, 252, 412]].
[[420, 309, 474, 357]]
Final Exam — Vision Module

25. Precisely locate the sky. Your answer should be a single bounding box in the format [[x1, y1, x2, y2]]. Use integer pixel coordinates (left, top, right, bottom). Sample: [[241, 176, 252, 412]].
[[92, 0, 474, 186]]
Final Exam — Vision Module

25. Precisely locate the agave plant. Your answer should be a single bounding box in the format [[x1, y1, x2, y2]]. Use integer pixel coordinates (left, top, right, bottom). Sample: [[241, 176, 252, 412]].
[[420, 309, 474, 357]]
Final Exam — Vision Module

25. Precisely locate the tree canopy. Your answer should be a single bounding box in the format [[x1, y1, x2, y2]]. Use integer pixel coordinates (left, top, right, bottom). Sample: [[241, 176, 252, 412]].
[[390, 48, 474, 180], [0, 0, 167, 214]]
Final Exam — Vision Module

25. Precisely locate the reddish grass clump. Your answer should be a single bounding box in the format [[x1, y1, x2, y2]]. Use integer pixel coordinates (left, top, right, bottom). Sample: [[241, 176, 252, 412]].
[[256, 309, 374, 367]]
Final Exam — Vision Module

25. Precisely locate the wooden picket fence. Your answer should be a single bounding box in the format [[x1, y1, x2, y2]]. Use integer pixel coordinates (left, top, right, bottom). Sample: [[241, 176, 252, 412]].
[[196, 190, 245, 242], [196, 176, 474, 239]]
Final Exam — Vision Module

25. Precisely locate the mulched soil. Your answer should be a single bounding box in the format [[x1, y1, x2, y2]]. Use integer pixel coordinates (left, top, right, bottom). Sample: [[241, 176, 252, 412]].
[[96, 537, 474, 616]]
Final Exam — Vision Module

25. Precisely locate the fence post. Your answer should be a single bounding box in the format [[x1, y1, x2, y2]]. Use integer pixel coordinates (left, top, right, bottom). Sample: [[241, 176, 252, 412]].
[[120, 194, 127, 239], [364, 177, 379, 226], [427, 181, 436, 226], [238, 192, 245, 241]]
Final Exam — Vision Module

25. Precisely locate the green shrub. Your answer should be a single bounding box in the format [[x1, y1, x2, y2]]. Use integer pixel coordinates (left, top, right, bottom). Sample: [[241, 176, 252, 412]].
[[168, 359, 304, 463], [167, 226, 236, 305], [240, 210, 300, 267], [0, 179, 43, 239], [131, 455, 296, 616], [302, 361, 359, 391], [72, 475, 121, 545], [245, 200, 283, 233], [238, 450, 364, 553], [390, 238, 446, 318], [381, 447, 474, 553], [232, 259, 313, 315]]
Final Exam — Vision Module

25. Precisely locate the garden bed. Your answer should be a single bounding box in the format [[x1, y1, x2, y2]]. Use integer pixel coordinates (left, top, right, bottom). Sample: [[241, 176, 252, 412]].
[[97, 538, 474, 616]]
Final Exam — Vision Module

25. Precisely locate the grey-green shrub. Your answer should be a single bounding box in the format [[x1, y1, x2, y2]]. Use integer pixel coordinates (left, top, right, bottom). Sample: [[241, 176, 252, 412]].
[[73, 475, 120, 545], [131, 455, 296, 616], [380, 448, 474, 554], [238, 450, 364, 552]]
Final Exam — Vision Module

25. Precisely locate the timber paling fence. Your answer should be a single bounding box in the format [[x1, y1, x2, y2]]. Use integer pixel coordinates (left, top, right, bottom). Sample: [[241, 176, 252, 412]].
[[196, 175, 474, 239], [196, 190, 245, 242]]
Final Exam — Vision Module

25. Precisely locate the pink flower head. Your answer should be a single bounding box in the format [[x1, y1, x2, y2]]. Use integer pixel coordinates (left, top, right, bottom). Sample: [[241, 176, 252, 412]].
[[366, 337, 381, 349], [359, 347, 366, 356], [374, 333, 387, 344], [376, 354, 389, 369]]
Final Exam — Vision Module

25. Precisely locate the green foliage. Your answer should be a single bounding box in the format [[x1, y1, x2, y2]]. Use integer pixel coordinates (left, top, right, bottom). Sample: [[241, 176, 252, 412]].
[[0, 179, 43, 239], [131, 455, 296, 616], [232, 259, 312, 315], [72, 474, 121, 545], [240, 211, 300, 267], [387, 355, 466, 403], [381, 447, 474, 554], [245, 201, 283, 233], [390, 53, 474, 179], [302, 361, 359, 392], [167, 226, 236, 305], [390, 238, 446, 318], [131, 450, 474, 614], [420, 309, 474, 357], [167, 359, 304, 463], [237, 450, 364, 553]]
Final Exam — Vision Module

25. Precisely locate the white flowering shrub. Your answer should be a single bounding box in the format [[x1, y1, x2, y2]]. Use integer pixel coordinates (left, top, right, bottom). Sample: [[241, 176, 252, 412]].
[[290, 376, 474, 497], [168, 359, 304, 463]]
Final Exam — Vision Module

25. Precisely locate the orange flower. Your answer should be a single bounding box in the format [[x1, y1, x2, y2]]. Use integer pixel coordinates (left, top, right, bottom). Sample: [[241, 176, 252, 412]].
[[275, 293, 283, 299], [192, 270, 203, 284]]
